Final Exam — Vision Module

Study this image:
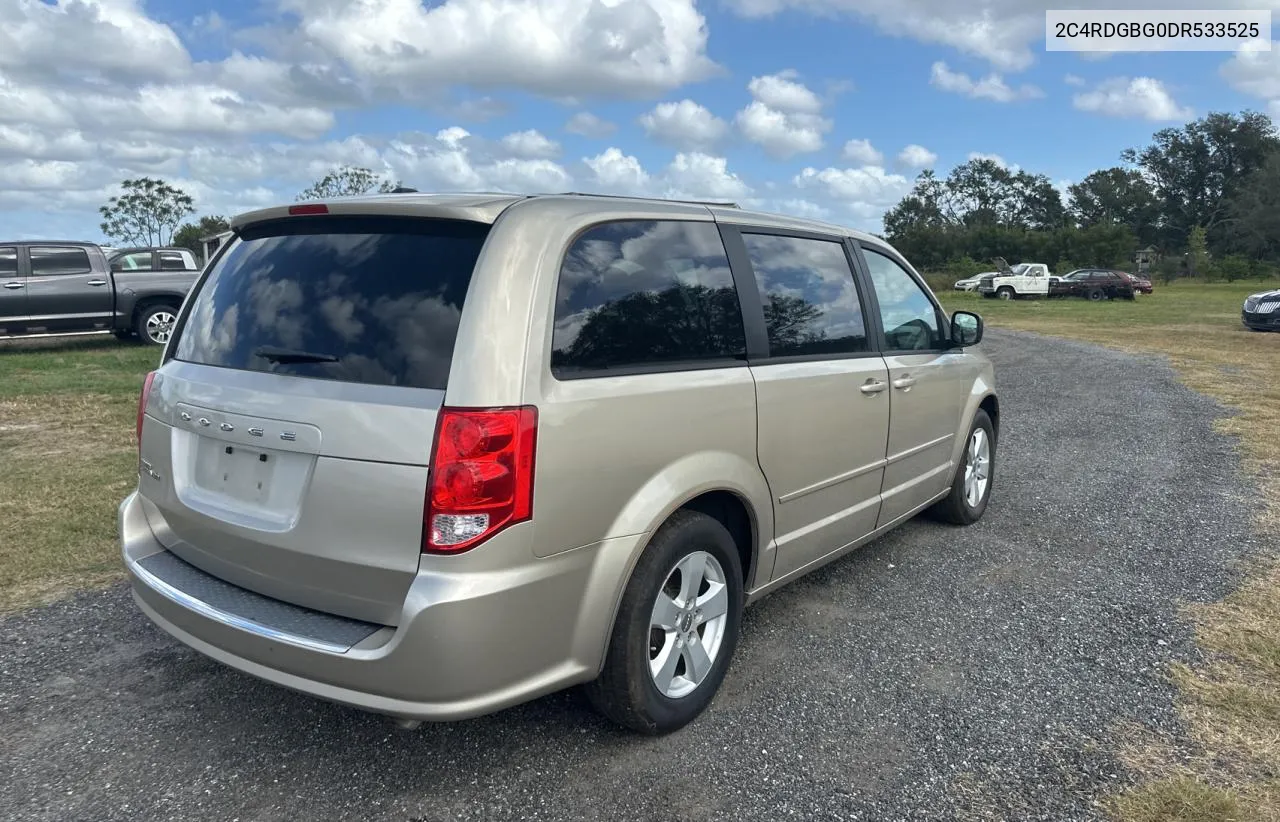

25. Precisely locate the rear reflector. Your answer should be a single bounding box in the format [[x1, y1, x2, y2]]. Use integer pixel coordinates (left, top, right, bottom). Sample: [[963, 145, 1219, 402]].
[[288, 204, 329, 215], [424, 406, 537, 554], [136, 370, 156, 448]]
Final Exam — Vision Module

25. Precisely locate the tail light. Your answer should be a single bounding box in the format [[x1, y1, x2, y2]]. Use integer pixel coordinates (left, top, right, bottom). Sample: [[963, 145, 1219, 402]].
[[136, 370, 156, 449], [424, 406, 537, 554]]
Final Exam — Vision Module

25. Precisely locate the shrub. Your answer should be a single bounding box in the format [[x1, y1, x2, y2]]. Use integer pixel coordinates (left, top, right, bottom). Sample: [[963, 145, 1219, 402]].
[[1212, 254, 1251, 282]]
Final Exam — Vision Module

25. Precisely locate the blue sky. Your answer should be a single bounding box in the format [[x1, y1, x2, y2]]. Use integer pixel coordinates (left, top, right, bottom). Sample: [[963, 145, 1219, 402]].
[[1, 0, 1277, 243]]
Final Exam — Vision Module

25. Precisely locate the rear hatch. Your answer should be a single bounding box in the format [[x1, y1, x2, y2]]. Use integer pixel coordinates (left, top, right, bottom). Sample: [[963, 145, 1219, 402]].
[[137, 214, 490, 625]]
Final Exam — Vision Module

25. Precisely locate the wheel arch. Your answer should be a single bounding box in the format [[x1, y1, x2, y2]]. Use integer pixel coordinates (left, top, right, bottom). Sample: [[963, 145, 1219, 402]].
[[131, 293, 184, 324], [586, 467, 773, 677]]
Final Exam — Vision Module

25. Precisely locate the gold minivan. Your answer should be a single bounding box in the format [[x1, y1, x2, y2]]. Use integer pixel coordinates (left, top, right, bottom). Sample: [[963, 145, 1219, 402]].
[[120, 192, 997, 734]]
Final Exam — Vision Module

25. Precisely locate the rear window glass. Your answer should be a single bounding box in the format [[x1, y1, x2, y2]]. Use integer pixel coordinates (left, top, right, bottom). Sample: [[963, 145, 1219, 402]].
[[112, 251, 153, 272], [159, 250, 194, 271], [30, 246, 92, 276], [172, 216, 489, 391]]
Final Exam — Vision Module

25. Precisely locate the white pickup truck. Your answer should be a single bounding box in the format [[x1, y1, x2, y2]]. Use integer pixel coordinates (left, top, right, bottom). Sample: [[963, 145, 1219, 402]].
[[976, 258, 1052, 300]]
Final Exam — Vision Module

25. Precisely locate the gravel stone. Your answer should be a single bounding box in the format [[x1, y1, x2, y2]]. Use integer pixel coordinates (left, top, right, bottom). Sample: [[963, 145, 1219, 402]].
[[0, 330, 1263, 821]]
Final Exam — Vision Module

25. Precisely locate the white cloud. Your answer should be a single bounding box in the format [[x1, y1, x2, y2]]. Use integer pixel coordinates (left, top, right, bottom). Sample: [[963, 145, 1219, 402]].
[[500, 129, 561, 159], [639, 99, 729, 150], [584, 148, 652, 192], [565, 111, 617, 138], [1064, 73, 1086, 87], [721, 0, 1041, 71], [794, 165, 913, 204], [897, 144, 938, 169], [747, 69, 824, 114], [930, 61, 1042, 102], [967, 151, 1008, 168], [1222, 40, 1280, 116], [0, 0, 191, 84], [842, 139, 884, 165], [0, 71, 334, 140], [275, 0, 722, 100], [0, 126, 94, 161], [792, 165, 915, 232], [1072, 76, 1193, 121], [771, 198, 831, 221], [735, 71, 831, 158], [581, 148, 751, 202], [721, 0, 1280, 72], [444, 96, 510, 122], [663, 152, 751, 200]]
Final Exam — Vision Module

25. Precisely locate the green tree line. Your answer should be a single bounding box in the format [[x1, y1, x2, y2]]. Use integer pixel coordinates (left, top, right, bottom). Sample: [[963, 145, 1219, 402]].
[[884, 110, 1280, 282]]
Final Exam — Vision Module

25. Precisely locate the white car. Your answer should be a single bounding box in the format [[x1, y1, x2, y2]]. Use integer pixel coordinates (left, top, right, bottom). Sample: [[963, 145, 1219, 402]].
[[953, 274, 987, 292], [977, 260, 1052, 300]]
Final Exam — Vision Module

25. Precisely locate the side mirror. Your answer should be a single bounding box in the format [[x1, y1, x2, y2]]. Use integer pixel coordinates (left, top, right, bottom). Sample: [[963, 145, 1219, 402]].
[[950, 311, 983, 347]]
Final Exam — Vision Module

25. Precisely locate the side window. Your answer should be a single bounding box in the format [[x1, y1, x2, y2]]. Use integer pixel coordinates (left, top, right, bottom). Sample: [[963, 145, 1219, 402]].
[[112, 251, 154, 272], [0, 248, 17, 277], [551, 220, 746, 376], [862, 247, 941, 352], [29, 246, 92, 277], [158, 250, 191, 271], [741, 233, 868, 357]]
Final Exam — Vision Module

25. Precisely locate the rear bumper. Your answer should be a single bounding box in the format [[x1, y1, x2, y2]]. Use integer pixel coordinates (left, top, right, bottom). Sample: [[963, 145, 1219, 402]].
[[119, 491, 644, 721]]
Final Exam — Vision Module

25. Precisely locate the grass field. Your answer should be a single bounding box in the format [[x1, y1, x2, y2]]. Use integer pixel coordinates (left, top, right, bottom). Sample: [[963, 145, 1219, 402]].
[[1, 282, 1278, 818], [0, 336, 158, 611]]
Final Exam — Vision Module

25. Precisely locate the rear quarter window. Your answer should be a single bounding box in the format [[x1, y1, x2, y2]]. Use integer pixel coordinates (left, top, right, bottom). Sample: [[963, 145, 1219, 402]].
[[550, 220, 746, 376], [172, 216, 489, 391]]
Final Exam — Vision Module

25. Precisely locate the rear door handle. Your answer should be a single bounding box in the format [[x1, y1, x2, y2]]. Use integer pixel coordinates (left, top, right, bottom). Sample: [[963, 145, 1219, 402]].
[[2, 282, 23, 290], [87, 279, 108, 287], [860, 379, 887, 395], [893, 375, 917, 391]]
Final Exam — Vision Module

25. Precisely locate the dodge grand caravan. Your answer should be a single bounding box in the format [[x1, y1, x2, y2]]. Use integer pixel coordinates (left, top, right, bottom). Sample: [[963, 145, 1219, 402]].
[[120, 192, 998, 734]]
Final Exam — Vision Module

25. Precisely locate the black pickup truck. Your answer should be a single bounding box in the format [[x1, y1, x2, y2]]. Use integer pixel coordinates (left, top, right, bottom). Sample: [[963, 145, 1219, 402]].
[[0, 241, 200, 345]]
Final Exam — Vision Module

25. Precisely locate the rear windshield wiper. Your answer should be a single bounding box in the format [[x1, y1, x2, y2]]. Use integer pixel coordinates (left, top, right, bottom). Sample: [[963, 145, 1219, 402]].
[[253, 345, 340, 365]]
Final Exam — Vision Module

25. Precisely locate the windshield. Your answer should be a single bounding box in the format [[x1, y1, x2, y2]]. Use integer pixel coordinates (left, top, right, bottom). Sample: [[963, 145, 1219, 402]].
[[1010, 264, 1030, 275]]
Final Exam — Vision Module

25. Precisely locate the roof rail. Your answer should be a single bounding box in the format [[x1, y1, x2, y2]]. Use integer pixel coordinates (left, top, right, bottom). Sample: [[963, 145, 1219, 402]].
[[558, 192, 741, 209]]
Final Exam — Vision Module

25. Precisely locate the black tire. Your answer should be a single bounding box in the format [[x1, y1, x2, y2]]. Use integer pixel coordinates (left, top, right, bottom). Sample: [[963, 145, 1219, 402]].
[[135, 304, 179, 346], [585, 510, 744, 735], [1087, 288, 1105, 302], [997, 287, 1014, 301], [928, 409, 995, 526]]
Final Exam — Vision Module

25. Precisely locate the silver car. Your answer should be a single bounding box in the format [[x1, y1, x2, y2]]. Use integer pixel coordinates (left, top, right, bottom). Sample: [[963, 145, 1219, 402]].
[[121, 193, 998, 734]]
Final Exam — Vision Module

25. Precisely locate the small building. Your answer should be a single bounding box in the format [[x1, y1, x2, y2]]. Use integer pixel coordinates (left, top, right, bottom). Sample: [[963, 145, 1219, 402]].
[[199, 230, 234, 267], [1133, 245, 1158, 274]]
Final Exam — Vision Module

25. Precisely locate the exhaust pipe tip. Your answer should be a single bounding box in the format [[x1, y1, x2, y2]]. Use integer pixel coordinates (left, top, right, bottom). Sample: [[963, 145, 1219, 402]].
[[391, 717, 423, 731]]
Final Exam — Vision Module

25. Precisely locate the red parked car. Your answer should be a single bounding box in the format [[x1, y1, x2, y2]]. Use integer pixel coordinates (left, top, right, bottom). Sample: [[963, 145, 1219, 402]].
[[1121, 272, 1153, 295]]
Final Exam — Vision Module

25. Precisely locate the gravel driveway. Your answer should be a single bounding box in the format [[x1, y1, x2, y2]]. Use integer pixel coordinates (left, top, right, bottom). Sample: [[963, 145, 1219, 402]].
[[0, 330, 1262, 822]]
